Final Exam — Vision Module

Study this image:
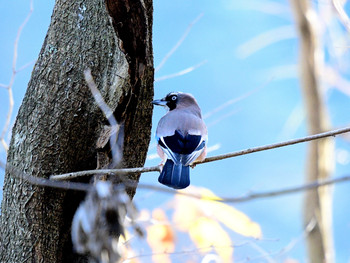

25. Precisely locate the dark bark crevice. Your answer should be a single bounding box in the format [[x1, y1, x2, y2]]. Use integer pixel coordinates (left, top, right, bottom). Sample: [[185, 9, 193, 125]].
[[105, 0, 154, 197]]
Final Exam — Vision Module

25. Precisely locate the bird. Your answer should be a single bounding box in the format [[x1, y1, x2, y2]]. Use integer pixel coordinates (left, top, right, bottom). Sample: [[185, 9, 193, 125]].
[[152, 92, 207, 189]]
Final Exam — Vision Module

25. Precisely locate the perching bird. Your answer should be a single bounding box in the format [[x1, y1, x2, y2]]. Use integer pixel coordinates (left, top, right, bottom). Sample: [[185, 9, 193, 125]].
[[152, 92, 207, 189]]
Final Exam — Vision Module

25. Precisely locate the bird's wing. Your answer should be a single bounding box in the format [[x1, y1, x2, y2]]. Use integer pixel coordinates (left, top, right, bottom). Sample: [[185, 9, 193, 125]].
[[158, 136, 181, 163], [158, 131, 206, 165], [183, 136, 206, 166]]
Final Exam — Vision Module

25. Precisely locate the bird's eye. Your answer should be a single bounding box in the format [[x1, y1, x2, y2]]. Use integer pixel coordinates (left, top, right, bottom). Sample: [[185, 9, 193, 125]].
[[171, 96, 177, 101]]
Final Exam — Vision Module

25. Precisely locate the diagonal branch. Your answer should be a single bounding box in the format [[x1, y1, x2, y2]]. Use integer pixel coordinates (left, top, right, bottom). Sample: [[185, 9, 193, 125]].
[[155, 13, 203, 73], [155, 60, 207, 82], [1, 0, 34, 153], [84, 68, 122, 167]]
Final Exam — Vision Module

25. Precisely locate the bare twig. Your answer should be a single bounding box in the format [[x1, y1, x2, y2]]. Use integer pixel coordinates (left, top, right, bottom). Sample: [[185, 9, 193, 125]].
[[50, 126, 350, 181], [206, 109, 240, 128], [202, 81, 269, 119], [84, 68, 122, 167], [1, 0, 34, 153], [155, 13, 203, 73], [199, 126, 350, 164], [50, 166, 161, 181], [220, 175, 350, 203], [155, 60, 207, 82], [6, 164, 90, 192], [323, 65, 350, 97], [236, 25, 295, 58], [124, 244, 242, 261], [16, 59, 36, 73], [276, 217, 317, 257], [7, 161, 350, 204], [332, 0, 350, 33]]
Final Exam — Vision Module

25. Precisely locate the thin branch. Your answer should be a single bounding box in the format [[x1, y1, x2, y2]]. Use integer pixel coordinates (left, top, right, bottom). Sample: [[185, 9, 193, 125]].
[[236, 25, 295, 58], [323, 65, 350, 97], [332, 0, 350, 33], [199, 126, 350, 164], [6, 164, 91, 192], [16, 59, 36, 73], [155, 13, 203, 73], [220, 175, 350, 203], [84, 68, 122, 167], [11, 0, 34, 75], [124, 244, 240, 261], [124, 175, 350, 204], [50, 126, 350, 180], [276, 217, 316, 258], [1, 0, 34, 153], [84, 69, 115, 122], [50, 165, 161, 181], [206, 109, 240, 128], [8, 162, 350, 204], [203, 81, 267, 119], [155, 60, 207, 82]]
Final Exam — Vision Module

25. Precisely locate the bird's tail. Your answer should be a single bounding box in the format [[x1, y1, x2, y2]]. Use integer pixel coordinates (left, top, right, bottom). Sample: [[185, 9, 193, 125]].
[[158, 159, 190, 189]]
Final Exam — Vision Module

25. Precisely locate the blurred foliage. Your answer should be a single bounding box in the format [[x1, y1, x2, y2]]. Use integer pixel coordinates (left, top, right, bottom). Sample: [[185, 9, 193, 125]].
[[121, 186, 261, 262]]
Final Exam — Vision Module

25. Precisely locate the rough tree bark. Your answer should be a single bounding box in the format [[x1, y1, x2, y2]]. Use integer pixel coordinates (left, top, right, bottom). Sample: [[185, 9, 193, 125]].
[[290, 1, 334, 262], [0, 0, 153, 262]]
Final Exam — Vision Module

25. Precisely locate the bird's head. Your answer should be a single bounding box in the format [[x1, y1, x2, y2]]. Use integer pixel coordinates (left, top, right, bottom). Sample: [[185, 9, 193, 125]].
[[152, 92, 198, 111]]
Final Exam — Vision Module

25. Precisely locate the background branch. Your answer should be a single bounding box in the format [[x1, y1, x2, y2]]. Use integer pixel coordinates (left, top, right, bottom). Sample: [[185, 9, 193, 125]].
[[155, 13, 203, 73], [0, 0, 33, 153], [16, 162, 350, 204]]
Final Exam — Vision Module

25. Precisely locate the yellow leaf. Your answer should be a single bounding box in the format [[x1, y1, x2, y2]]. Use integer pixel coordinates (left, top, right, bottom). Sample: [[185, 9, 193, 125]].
[[204, 200, 262, 238], [189, 217, 233, 263], [173, 193, 201, 231], [178, 186, 262, 238]]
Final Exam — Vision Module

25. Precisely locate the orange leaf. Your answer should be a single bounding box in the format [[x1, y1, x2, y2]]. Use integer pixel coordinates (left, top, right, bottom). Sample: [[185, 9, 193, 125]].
[[173, 193, 201, 231], [146, 209, 175, 263]]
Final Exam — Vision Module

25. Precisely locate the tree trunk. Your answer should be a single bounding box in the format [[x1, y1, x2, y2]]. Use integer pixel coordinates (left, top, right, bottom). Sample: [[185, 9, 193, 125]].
[[290, 1, 334, 262], [0, 0, 153, 262]]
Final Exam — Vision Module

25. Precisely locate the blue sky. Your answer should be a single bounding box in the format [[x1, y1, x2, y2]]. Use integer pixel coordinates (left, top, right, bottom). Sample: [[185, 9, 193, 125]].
[[1, 0, 350, 262]]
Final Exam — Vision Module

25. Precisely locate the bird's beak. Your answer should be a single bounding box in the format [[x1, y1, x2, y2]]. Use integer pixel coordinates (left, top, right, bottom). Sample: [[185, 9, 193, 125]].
[[152, 99, 167, 106]]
